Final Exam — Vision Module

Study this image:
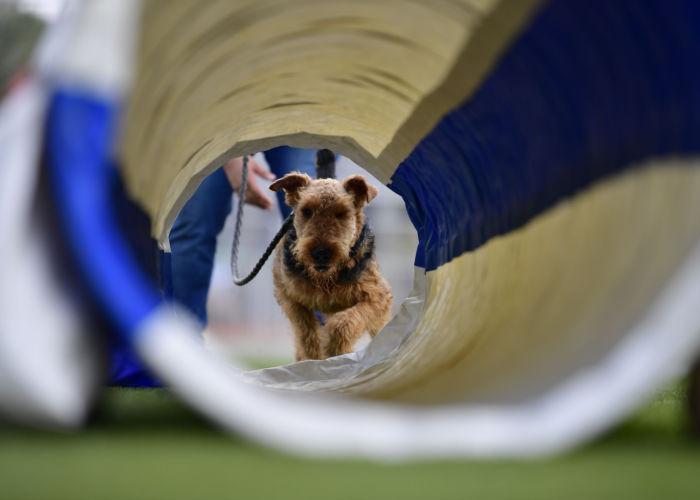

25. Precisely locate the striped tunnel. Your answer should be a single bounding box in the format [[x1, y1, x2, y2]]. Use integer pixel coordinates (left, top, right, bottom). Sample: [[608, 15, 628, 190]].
[[7, 0, 700, 458]]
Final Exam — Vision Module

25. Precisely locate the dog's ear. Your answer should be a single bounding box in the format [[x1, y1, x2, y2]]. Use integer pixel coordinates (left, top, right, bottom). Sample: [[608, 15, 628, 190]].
[[269, 172, 312, 206], [342, 175, 378, 208]]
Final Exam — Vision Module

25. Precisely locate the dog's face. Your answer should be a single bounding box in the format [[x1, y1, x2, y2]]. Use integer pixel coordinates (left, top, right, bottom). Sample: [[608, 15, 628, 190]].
[[270, 172, 378, 282]]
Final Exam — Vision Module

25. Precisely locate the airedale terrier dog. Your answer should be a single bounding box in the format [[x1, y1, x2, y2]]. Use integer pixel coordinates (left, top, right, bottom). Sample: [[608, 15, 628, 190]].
[[269, 172, 393, 361]]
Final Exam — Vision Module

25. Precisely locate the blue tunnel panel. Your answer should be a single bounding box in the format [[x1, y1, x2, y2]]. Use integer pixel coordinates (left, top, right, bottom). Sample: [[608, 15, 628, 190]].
[[389, 0, 700, 271]]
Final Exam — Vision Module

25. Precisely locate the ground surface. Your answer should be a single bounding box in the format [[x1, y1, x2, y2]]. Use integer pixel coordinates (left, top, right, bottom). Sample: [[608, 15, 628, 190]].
[[1, 383, 699, 500]]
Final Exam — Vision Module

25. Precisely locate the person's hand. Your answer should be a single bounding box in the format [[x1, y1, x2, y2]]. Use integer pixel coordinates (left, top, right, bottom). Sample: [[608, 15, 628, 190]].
[[223, 156, 276, 210]]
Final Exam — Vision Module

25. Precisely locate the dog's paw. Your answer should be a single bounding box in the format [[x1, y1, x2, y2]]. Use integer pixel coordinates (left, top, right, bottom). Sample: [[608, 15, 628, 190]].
[[322, 313, 363, 358]]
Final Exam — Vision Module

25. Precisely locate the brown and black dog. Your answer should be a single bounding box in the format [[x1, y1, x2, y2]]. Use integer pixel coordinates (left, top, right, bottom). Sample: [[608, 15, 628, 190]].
[[270, 172, 392, 361]]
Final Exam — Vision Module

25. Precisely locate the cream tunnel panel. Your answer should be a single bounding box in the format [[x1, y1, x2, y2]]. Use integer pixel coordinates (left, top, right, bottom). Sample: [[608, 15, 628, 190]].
[[121, 0, 539, 246]]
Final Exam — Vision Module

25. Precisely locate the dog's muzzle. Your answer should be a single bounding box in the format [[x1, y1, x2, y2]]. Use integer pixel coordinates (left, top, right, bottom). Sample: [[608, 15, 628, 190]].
[[311, 245, 332, 266]]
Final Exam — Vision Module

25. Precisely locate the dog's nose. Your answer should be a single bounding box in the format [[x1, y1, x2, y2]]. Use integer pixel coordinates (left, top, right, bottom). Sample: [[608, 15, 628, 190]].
[[311, 246, 332, 264]]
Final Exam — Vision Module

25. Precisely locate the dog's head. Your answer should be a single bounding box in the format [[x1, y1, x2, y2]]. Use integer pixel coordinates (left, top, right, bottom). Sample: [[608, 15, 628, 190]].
[[270, 172, 378, 283]]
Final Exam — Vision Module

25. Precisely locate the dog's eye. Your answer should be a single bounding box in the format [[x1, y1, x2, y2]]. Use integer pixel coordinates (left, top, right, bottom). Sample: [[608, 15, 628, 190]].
[[301, 208, 312, 218], [335, 211, 347, 219]]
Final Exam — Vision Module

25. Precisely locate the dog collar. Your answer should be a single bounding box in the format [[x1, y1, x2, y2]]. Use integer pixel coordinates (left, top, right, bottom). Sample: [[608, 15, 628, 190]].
[[337, 223, 374, 283]]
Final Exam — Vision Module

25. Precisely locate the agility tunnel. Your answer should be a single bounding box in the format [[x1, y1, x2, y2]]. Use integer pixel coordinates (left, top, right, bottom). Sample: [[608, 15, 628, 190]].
[[2, 0, 700, 459]]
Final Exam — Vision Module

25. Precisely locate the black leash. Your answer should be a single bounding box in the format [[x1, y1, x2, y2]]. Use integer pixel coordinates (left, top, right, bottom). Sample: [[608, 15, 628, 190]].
[[230, 150, 335, 286]]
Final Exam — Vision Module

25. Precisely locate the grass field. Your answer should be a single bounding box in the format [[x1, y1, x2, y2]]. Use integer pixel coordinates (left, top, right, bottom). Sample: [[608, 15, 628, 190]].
[[1, 383, 699, 500]]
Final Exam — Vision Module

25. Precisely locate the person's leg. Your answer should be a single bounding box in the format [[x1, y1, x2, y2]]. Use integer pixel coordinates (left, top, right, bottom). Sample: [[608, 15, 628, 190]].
[[264, 146, 316, 219], [168, 168, 233, 326]]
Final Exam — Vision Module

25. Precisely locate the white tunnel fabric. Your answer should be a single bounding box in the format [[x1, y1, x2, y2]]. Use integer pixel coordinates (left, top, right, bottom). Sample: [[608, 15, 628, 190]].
[[0, 78, 100, 428]]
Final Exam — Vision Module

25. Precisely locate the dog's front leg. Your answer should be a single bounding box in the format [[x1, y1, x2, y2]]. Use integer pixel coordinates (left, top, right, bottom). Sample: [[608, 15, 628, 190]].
[[323, 300, 388, 358], [277, 294, 322, 361]]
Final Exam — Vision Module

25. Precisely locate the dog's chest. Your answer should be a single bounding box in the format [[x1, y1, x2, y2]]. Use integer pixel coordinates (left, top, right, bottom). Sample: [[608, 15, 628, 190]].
[[287, 273, 359, 313]]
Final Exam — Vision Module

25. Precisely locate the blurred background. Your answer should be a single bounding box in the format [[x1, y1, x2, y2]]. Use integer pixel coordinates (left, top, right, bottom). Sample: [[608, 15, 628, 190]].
[[0, 1, 46, 88]]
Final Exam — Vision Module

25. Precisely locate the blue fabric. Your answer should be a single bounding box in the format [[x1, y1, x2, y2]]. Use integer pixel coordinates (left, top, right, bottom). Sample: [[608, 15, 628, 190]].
[[47, 90, 165, 387], [109, 166, 163, 386], [389, 0, 700, 271], [47, 90, 161, 338], [108, 338, 162, 387]]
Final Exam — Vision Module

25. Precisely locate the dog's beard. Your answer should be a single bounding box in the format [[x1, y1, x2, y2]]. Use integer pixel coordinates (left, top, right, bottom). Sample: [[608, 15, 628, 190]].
[[307, 265, 339, 293], [288, 244, 336, 291]]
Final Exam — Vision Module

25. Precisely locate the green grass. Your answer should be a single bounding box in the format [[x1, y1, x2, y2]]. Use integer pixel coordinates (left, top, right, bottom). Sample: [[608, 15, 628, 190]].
[[1, 383, 699, 500]]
